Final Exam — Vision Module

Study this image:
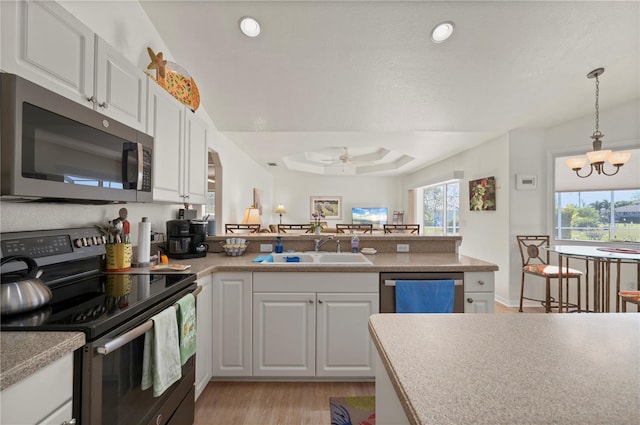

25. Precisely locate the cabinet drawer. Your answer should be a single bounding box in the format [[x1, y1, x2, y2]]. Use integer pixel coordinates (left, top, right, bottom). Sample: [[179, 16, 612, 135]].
[[253, 272, 378, 292], [464, 272, 494, 292]]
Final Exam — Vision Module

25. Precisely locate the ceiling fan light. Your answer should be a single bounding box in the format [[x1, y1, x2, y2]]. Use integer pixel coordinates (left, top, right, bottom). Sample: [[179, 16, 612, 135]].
[[566, 157, 588, 170], [607, 151, 631, 166], [586, 149, 611, 164]]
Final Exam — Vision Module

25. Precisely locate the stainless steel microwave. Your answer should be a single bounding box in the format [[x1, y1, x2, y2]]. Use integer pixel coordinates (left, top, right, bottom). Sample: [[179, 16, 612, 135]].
[[0, 72, 153, 203]]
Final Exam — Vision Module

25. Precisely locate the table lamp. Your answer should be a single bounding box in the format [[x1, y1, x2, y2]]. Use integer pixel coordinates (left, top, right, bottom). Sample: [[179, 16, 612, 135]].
[[274, 204, 287, 224], [241, 206, 261, 225]]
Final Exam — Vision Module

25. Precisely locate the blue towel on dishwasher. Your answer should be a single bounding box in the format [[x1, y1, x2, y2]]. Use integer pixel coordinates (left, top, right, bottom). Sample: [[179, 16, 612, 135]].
[[395, 280, 455, 313]]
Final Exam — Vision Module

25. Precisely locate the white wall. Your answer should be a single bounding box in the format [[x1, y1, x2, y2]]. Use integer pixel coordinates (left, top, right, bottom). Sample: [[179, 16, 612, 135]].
[[270, 168, 402, 226], [404, 135, 512, 304]]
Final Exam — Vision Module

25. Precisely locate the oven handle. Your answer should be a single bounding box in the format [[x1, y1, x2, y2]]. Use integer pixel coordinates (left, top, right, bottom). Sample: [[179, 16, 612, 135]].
[[95, 285, 202, 355], [384, 279, 463, 287]]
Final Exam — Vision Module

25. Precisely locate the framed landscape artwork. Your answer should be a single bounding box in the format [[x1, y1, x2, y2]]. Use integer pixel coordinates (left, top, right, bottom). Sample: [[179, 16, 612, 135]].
[[310, 196, 342, 220], [469, 177, 496, 211]]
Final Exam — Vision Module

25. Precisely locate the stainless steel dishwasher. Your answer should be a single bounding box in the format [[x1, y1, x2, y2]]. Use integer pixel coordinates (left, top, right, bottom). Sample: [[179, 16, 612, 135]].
[[379, 272, 464, 313]]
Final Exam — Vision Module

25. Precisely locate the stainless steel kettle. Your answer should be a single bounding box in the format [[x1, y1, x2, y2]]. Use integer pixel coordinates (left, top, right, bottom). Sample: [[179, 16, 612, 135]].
[[1, 256, 52, 315]]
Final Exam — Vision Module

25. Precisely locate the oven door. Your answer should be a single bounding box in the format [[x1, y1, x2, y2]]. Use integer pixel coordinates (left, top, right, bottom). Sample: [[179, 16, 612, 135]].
[[77, 285, 198, 425]]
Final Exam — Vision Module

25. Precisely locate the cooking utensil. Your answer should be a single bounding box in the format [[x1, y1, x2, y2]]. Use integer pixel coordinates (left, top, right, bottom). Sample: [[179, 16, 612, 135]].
[[1, 256, 53, 315]]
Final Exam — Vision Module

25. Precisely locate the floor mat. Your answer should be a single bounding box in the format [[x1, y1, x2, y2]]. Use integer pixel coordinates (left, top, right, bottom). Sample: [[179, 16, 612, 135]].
[[329, 396, 375, 425]]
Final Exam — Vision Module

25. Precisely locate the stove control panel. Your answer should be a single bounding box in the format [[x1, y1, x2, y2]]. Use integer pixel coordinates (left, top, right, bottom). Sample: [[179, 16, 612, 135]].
[[0, 227, 107, 271]]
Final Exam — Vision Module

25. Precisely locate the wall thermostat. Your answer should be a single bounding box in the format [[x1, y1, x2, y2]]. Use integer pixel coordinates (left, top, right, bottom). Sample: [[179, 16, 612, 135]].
[[516, 174, 537, 190]]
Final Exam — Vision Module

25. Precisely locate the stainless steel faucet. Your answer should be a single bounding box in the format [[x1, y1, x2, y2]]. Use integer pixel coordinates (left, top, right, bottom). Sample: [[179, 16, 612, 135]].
[[314, 235, 334, 252]]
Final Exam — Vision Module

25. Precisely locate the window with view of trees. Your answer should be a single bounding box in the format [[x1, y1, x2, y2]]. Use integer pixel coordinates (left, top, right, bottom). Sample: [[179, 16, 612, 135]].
[[555, 190, 640, 242], [554, 149, 640, 243], [420, 181, 460, 236]]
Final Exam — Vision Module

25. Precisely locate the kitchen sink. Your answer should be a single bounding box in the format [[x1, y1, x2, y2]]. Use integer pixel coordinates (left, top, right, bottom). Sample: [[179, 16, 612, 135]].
[[265, 252, 373, 266]]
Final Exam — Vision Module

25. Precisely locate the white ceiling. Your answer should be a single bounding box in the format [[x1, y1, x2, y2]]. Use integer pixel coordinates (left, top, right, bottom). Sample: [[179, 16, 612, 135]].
[[140, 0, 640, 176]]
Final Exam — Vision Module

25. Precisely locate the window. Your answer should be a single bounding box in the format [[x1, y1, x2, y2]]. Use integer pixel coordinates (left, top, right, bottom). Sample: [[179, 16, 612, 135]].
[[554, 148, 640, 242], [419, 180, 460, 235], [555, 189, 640, 242]]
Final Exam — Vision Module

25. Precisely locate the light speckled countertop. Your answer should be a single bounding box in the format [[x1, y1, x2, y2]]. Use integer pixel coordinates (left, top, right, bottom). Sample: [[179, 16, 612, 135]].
[[2, 244, 497, 392], [369, 314, 640, 425], [161, 251, 498, 279], [1, 331, 85, 391]]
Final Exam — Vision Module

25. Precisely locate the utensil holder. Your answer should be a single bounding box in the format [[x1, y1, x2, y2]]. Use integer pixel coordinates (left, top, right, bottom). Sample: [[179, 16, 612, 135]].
[[105, 243, 132, 271]]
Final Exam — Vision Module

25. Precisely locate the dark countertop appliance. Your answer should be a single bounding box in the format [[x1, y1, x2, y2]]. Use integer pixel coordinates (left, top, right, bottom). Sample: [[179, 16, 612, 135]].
[[0, 227, 197, 425], [166, 219, 207, 259]]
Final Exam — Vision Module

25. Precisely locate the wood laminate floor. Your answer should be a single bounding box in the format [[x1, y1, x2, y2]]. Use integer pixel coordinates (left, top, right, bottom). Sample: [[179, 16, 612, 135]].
[[194, 303, 543, 425], [194, 381, 375, 425]]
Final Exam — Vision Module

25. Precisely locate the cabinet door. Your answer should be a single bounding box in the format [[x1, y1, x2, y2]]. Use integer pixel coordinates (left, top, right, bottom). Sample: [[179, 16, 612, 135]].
[[195, 276, 212, 400], [1, 352, 73, 425], [253, 292, 315, 377], [149, 81, 184, 203], [212, 272, 253, 377], [464, 292, 495, 313], [183, 113, 207, 205], [1, 0, 95, 106], [95, 37, 147, 130], [316, 292, 379, 377]]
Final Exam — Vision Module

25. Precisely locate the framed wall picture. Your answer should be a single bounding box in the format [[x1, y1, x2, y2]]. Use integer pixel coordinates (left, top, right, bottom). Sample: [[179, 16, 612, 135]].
[[310, 196, 342, 220], [469, 176, 496, 211]]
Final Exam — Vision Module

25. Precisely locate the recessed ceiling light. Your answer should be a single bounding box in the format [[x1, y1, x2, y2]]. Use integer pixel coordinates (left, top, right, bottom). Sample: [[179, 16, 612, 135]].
[[431, 21, 455, 43], [239, 16, 261, 38]]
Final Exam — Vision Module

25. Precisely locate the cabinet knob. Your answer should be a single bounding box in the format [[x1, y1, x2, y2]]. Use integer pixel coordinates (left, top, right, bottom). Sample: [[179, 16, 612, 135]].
[[467, 298, 474, 303], [478, 280, 485, 285], [86, 96, 97, 104], [98, 101, 108, 109], [309, 299, 314, 304], [318, 300, 323, 304], [62, 419, 77, 425]]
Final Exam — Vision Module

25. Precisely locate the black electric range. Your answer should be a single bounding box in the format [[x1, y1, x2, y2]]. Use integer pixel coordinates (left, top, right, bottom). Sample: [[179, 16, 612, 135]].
[[0, 227, 196, 340]]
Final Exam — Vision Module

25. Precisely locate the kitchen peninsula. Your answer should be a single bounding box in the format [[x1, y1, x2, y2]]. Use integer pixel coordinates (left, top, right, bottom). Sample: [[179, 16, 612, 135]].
[[369, 314, 640, 425], [3, 234, 498, 420]]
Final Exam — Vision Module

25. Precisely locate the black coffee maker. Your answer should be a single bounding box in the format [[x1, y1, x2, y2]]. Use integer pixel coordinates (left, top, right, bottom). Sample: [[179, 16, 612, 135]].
[[166, 220, 208, 259]]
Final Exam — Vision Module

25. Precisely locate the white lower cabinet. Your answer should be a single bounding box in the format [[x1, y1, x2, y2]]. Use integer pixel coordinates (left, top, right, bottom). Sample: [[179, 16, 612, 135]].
[[1, 352, 74, 425], [316, 292, 379, 377], [195, 275, 212, 400], [253, 292, 316, 377], [211, 272, 253, 377], [252, 272, 378, 378], [464, 272, 495, 313]]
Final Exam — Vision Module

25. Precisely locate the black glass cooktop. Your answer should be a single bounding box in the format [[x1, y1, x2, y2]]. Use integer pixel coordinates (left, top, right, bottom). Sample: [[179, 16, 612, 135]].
[[0, 272, 196, 340]]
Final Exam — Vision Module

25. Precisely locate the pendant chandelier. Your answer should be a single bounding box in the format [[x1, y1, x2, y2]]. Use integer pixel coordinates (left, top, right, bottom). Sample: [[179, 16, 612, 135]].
[[565, 68, 631, 178]]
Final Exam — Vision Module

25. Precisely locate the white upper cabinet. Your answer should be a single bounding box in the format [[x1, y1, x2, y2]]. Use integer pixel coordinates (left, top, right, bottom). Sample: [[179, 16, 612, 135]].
[[1, 0, 95, 103], [148, 80, 208, 205], [1, 0, 146, 131], [148, 80, 184, 202], [183, 113, 208, 205], [94, 37, 147, 130]]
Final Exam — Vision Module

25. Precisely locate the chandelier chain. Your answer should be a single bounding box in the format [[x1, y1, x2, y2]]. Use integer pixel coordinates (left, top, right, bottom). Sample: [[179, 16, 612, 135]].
[[594, 75, 600, 134]]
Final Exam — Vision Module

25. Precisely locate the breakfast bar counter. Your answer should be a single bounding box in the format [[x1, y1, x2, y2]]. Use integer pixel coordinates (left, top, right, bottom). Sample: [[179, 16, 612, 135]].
[[368, 313, 639, 425]]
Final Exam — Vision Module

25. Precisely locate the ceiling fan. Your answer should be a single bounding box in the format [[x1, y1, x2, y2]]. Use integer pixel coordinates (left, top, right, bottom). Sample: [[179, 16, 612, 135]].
[[323, 147, 373, 166]]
